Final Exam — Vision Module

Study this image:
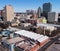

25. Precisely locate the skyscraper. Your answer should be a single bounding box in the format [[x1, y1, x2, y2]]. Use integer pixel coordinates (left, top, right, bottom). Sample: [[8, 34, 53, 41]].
[[37, 7, 41, 18], [43, 2, 52, 19], [43, 3, 52, 13], [3, 5, 14, 22]]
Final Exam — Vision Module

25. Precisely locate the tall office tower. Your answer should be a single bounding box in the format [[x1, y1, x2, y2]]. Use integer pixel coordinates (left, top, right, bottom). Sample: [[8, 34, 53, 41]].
[[48, 12, 58, 23], [3, 5, 14, 22], [43, 2, 52, 19], [37, 7, 41, 18]]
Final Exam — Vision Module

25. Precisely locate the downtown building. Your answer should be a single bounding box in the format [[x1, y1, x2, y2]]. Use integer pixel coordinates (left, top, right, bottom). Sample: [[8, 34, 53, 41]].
[[3, 5, 14, 22], [43, 2, 52, 19], [26, 10, 36, 19], [48, 12, 58, 23], [37, 7, 41, 18]]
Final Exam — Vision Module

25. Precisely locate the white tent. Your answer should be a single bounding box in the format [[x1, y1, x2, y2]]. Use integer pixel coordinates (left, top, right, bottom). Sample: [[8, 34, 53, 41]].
[[15, 30, 49, 42]]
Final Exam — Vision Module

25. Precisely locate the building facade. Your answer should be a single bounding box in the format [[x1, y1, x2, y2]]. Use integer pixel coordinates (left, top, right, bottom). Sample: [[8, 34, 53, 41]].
[[37, 7, 41, 18], [0, 10, 4, 21], [48, 12, 58, 23], [3, 5, 14, 22], [58, 13, 60, 22], [43, 3, 52, 19], [26, 10, 34, 15]]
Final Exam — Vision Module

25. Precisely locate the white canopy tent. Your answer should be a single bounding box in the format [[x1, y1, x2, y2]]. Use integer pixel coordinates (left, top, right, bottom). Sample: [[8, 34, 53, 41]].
[[15, 30, 49, 42]]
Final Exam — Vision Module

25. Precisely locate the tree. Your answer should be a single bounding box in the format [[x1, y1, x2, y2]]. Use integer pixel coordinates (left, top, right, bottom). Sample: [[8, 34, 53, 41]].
[[0, 22, 9, 29]]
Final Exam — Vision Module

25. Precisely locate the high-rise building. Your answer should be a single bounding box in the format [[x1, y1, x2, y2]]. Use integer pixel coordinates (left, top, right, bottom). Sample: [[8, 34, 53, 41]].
[[48, 12, 58, 23], [37, 7, 41, 18], [43, 3, 52, 13], [43, 3, 52, 19], [3, 5, 14, 22]]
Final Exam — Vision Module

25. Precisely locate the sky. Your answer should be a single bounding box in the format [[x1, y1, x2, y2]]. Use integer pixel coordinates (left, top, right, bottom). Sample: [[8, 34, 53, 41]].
[[0, 0, 60, 12]]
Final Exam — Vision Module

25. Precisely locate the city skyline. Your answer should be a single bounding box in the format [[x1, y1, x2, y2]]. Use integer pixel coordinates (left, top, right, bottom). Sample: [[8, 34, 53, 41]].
[[0, 0, 60, 12]]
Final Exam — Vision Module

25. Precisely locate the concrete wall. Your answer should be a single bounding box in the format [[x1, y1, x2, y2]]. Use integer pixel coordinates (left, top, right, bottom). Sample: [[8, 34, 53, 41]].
[[48, 12, 58, 23], [3, 5, 14, 22]]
